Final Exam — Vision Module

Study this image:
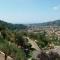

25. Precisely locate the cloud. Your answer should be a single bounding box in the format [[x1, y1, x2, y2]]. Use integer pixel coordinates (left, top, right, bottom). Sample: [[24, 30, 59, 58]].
[[53, 5, 60, 11]]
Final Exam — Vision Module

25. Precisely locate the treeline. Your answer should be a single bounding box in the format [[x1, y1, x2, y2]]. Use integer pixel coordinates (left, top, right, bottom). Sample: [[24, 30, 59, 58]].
[[0, 20, 27, 30]]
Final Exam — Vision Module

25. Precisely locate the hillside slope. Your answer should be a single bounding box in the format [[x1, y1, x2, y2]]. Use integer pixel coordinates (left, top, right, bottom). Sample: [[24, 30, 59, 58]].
[[0, 20, 27, 30], [28, 20, 60, 28], [40, 20, 60, 26]]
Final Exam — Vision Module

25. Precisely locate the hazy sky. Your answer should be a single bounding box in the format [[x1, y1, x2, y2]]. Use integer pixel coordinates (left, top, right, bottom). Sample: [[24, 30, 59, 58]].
[[0, 0, 60, 24]]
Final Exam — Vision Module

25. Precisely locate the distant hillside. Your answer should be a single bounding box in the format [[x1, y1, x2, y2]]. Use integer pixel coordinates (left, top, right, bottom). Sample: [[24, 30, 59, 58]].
[[40, 20, 60, 26], [0, 20, 27, 30], [0, 20, 60, 30], [28, 20, 60, 28]]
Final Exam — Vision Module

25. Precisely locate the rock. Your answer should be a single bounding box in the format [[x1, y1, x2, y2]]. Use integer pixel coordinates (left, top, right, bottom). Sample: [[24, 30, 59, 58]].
[[0, 51, 13, 60]]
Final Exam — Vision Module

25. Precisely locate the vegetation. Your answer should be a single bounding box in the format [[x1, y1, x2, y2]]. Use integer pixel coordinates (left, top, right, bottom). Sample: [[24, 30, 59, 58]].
[[0, 22, 32, 60], [0, 20, 27, 30], [0, 20, 60, 60], [0, 37, 26, 60]]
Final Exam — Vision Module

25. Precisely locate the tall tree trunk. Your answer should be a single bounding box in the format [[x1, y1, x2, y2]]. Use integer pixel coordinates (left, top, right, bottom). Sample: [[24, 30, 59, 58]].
[[5, 54, 7, 60]]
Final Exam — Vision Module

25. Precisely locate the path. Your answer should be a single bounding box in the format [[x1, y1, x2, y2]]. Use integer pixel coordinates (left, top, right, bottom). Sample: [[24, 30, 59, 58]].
[[26, 37, 41, 60]]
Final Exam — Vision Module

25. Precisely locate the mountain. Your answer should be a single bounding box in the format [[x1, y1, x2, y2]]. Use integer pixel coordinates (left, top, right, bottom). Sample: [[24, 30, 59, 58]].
[[0, 20, 60, 30], [40, 20, 60, 26], [28, 20, 60, 28], [0, 20, 27, 30]]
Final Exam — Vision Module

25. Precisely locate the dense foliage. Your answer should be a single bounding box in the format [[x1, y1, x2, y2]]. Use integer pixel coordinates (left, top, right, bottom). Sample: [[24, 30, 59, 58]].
[[0, 24, 33, 60], [0, 20, 27, 30]]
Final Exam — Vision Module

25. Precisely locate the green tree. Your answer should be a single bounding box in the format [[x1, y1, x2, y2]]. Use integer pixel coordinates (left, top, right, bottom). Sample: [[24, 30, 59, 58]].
[[15, 34, 25, 47], [37, 31, 48, 48]]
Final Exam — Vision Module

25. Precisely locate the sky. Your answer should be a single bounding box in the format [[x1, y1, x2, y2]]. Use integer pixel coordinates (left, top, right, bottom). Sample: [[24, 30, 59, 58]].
[[0, 0, 60, 24]]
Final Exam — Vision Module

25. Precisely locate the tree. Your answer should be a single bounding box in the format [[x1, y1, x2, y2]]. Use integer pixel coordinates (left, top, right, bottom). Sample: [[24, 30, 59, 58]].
[[37, 31, 48, 48], [1, 41, 12, 60], [15, 34, 25, 47], [15, 33, 33, 59]]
